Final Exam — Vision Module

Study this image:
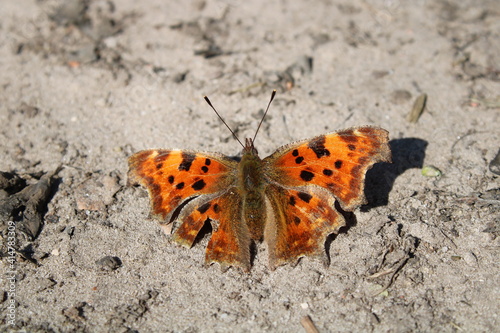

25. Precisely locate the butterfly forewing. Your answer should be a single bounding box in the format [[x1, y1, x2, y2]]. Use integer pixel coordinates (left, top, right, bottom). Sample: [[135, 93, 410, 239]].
[[128, 149, 237, 222], [263, 126, 392, 211]]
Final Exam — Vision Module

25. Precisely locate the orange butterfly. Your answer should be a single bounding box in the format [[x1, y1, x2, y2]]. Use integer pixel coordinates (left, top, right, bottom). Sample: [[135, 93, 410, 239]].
[[128, 91, 391, 271]]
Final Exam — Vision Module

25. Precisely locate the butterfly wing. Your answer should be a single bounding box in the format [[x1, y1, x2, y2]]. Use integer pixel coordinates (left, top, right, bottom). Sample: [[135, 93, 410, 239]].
[[264, 184, 345, 269], [262, 126, 391, 267], [263, 126, 391, 210], [172, 189, 251, 271], [129, 149, 253, 270], [128, 149, 237, 220]]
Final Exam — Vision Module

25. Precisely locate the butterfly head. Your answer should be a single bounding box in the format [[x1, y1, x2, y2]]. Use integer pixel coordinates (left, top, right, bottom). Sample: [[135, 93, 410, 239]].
[[244, 138, 259, 156]]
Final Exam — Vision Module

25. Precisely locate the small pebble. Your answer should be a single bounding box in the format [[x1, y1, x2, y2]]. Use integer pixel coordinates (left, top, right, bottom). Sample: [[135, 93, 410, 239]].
[[95, 256, 122, 271]]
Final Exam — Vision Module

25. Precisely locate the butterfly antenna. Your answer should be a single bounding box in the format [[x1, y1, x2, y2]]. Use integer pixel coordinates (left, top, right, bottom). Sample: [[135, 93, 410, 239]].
[[204, 95, 245, 148], [253, 89, 277, 143]]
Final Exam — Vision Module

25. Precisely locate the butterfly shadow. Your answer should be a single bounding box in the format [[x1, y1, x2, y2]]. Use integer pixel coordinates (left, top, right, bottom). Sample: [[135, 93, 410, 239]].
[[323, 201, 356, 263], [324, 138, 428, 263], [362, 138, 428, 211]]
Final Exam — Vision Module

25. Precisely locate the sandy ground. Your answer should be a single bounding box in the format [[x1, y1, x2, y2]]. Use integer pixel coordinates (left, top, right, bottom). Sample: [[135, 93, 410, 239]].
[[1, 0, 499, 332]]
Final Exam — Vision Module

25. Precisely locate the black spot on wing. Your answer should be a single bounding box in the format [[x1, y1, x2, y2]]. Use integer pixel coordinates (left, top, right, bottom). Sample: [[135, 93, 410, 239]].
[[192, 179, 206, 191], [293, 216, 301, 225], [335, 160, 343, 169], [201, 166, 209, 173], [292, 149, 299, 157], [289, 196, 296, 206], [205, 158, 211, 166], [178, 153, 196, 171], [197, 202, 211, 214], [295, 156, 304, 164], [168, 175, 175, 184], [348, 144, 356, 151], [176, 182, 185, 189], [308, 135, 331, 158], [213, 203, 220, 213], [156, 163, 163, 170], [300, 170, 314, 181], [297, 192, 312, 203], [323, 168, 333, 176]]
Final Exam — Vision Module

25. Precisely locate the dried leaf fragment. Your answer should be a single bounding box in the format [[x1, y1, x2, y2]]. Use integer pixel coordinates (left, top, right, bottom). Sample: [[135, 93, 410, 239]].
[[407, 93, 427, 123]]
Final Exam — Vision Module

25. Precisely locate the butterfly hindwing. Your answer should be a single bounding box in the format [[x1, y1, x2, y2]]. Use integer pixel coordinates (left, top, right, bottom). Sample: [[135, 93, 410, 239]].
[[263, 126, 391, 211], [172, 189, 252, 271], [264, 184, 346, 269]]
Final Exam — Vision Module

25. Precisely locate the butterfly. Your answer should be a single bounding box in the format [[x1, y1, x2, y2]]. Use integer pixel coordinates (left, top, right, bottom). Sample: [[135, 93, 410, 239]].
[[128, 91, 391, 271]]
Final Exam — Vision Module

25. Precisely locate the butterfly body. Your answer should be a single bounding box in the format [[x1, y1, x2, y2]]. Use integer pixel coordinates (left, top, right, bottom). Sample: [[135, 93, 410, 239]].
[[237, 139, 267, 240], [128, 126, 391, 271]]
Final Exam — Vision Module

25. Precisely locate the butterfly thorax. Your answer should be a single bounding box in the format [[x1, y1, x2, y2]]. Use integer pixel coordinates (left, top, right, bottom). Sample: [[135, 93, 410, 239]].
[[238, 138, 266, 240]]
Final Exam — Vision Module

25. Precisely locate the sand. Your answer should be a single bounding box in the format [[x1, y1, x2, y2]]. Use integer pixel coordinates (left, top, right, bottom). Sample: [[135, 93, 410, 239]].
[[1, 0, 499, 332]]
